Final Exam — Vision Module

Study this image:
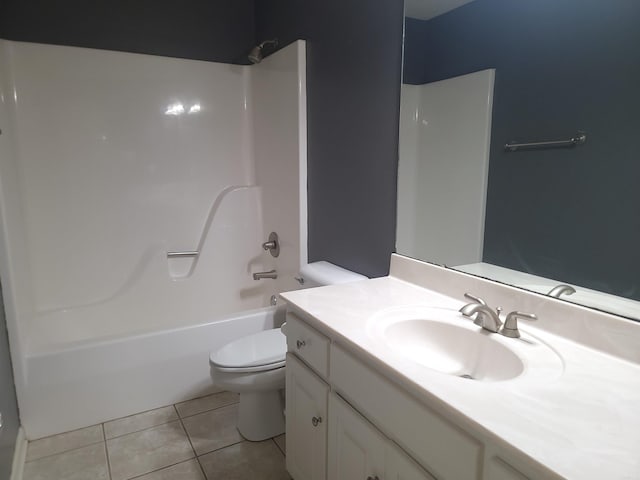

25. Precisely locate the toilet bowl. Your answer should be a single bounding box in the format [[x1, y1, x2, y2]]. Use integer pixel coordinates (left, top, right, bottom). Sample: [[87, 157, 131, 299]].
[[210, 327, 287, 441], [209, 261, 367, 441]]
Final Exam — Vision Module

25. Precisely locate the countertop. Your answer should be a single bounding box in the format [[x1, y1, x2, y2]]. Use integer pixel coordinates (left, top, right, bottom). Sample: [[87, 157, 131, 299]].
[[281, 273, 640, 480]]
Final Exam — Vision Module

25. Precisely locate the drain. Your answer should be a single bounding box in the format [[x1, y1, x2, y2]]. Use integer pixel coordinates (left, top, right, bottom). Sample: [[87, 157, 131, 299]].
[[459, 374, 475, 380]]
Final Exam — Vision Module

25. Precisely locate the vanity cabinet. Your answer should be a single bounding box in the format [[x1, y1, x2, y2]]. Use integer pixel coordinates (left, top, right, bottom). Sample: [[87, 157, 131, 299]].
[[285, 353, 328, 480], [329, 392, 434, 480], [285, 311, 539, 480]]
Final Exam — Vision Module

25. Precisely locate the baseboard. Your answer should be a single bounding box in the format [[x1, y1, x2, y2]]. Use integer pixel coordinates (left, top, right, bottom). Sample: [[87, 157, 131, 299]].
[[10, 427, 27, 480]]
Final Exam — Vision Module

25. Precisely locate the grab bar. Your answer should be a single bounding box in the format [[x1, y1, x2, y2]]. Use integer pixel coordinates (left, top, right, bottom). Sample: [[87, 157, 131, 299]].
[[167, 251, 199, 258], [505, 131, 586, 152]]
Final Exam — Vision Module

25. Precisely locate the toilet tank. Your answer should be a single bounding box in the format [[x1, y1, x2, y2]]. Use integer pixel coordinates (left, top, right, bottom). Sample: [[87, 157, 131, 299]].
[[298, 261, 367, 287]]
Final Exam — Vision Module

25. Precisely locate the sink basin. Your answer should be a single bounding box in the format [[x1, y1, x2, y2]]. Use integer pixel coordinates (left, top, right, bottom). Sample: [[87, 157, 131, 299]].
[[383, 319, 524, 381], [368, 306, 563, 383]]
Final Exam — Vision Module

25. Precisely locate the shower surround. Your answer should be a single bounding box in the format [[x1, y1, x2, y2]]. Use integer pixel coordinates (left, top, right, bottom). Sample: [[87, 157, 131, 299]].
[[0, 39, 307, 438]]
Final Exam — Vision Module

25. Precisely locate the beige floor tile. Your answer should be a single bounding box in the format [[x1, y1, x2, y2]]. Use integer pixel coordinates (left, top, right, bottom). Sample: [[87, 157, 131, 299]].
[[199, 440, 290, 480], [175, 391, 239, 418], [273, 434, 285, 455], [181, 403, 242, 455], [23, 442, 109, 480], [106, 420, 194, 480], [104, 405, 178, 439], [134, 459, 205, 480], [26, 424, 104, 461]]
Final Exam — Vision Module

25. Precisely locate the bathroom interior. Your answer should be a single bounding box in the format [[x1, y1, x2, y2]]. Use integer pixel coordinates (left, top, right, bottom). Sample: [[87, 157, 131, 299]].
[[0, 0, 638, 479]]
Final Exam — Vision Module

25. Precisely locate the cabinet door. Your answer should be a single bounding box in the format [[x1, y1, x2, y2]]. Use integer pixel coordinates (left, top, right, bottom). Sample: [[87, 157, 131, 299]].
[[328, 393, 386, 480], [386, 443, 436, 480], [286, 353, 329, 480]]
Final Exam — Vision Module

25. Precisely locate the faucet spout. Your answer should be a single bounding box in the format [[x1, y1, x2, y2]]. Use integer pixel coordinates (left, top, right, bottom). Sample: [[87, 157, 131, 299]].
[[253, 270, 278, 280], [459, 303, 502, 333], [547, 284, 576, 298]]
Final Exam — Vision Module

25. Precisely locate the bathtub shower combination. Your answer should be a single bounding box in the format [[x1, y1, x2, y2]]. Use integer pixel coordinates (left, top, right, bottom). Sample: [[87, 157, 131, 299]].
[[0, 39, 308, 438]]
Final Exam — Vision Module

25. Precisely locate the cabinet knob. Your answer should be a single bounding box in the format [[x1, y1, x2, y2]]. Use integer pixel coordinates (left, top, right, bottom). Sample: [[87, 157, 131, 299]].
[[296, 340, 306, 349], [366, 476, 380, 480], [311, 416, 322, 427]]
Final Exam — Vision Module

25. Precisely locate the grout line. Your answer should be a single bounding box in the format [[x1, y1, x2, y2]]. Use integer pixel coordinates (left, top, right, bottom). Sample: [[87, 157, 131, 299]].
[[195, 455, 209, 479], [126, 457, 198, 480], [272, 437, 286, 456], [103, 424, 113, 480], [174, 405, 200, 459], [104, 416, 180, 441], [196, 439, 245, 459], [24, 438, 106, 464], [176, 400, 240, 421], [103, 404, 176, 426]]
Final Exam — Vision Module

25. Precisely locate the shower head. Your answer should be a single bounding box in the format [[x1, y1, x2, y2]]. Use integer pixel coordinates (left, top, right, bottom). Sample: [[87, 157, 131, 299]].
[[248, 39, 278, 64]]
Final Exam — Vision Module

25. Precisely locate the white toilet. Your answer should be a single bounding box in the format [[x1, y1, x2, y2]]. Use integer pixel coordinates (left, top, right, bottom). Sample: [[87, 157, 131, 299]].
[[209, 261, 366, 441]]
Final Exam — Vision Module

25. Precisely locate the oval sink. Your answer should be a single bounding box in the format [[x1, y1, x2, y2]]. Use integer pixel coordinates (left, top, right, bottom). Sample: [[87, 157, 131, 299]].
[[384, 319, 524, 381], [368, 306, 563, 383]]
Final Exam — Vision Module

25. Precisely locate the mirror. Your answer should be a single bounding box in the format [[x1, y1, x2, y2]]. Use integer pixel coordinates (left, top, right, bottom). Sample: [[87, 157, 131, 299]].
[[398, 0, 640, 321]]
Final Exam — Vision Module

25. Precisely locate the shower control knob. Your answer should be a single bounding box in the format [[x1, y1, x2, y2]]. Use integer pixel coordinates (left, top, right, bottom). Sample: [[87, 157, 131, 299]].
[[312, 416, 322, 427], [261, 232, 280, 257], [296, 340, 306, 349]]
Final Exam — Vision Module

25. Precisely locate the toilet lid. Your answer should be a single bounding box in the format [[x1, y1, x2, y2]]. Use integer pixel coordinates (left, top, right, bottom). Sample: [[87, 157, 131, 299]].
[[210, 328, 286, 371]]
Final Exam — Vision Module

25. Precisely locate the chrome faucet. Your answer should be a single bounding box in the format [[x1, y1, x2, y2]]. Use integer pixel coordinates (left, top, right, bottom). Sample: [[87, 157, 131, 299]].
[[460, 303, 503, 333], [459, 293, 487, 317], [547, 284, 576, 298], [459, 293, 503, 332], [460, 293, 538, 338], [253, 270, 277, 280]]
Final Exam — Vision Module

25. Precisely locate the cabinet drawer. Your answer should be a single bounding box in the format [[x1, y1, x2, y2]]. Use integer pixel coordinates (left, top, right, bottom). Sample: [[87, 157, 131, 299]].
[[285, 313, 330, 378], [330, 344, 482, 480]]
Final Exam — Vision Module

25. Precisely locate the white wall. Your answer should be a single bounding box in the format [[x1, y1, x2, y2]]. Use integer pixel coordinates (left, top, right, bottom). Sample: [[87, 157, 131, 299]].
[[7, 41, 255, 309], [251, 41, 307, 295], [396, 70, 494, 267]]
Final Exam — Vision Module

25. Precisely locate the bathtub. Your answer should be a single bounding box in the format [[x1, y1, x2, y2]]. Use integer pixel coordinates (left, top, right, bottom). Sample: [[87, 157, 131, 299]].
[[21, 305, 285, 439]]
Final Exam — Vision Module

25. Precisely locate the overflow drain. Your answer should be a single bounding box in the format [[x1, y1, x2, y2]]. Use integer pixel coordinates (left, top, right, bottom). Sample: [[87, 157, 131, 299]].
[[458, 374, 475, 380]]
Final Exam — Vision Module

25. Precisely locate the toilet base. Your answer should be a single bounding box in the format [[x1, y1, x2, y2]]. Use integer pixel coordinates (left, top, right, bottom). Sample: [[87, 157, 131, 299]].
[[237, 390, 285, 441]]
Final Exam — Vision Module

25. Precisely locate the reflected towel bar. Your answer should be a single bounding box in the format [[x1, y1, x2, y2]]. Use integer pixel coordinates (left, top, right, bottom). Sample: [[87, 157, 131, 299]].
[[505, 131, 587, 152], [167, 251, 199, 258]]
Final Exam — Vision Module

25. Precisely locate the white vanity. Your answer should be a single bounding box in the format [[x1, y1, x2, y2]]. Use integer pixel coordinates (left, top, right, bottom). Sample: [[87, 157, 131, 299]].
[[280, 254, 640, 480]]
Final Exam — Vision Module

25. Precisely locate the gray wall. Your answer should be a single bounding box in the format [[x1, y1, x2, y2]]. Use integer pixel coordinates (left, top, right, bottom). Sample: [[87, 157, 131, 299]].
[[0, 285, 19, 479], [256, 0, 405, 278], [0, 0, 256, 63], [404, 0, 640, 300]]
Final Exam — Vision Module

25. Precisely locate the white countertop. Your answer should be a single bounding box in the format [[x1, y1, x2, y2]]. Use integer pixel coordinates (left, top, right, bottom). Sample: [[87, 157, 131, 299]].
[[281, 262, 640, 480]]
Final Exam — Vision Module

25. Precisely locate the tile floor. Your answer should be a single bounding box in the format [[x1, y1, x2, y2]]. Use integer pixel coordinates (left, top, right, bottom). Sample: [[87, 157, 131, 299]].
[[23, 391, 289, 480]]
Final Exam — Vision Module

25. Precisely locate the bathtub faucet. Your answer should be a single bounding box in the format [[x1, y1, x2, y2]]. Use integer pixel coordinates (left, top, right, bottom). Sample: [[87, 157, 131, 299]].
[[253, 270, 278, 280]]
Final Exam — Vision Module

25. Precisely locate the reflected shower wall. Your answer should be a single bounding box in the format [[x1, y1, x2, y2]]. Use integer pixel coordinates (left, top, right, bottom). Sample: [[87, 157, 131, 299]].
[[397, 70, 494, 267]]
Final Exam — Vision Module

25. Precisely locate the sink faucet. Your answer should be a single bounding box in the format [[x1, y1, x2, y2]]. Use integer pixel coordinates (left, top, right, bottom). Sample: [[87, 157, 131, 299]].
[[547, 284, 576, 298], [253, 270, 277, 280], [459, 293, 487, 317], [460, 303, 503, 333], [459, 293, 503, 332], [460, 293, 538, 338]]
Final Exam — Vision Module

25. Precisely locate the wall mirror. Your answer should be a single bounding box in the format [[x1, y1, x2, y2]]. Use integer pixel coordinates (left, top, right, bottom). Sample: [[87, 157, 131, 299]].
[[397, 0, 640, 321]]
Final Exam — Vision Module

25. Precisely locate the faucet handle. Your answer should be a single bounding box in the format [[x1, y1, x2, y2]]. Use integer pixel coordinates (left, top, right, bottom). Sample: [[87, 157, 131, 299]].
[[463, 292, 487, 306], [500, 311, 537, 338]]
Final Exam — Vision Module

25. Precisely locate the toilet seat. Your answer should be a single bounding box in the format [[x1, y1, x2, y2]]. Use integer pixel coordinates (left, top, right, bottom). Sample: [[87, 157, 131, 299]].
[[210, 328, 286, 373]]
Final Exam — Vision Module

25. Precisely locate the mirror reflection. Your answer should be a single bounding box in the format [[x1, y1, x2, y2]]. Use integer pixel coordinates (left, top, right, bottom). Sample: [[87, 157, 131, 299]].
[[398, 0, 640, 320]]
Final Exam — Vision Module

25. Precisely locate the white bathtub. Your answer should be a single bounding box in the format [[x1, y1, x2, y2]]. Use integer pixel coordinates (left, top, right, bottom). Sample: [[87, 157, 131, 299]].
[[21, 305, 285, 439]]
